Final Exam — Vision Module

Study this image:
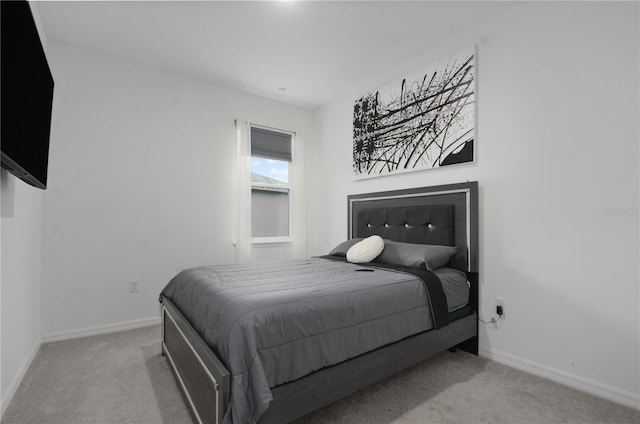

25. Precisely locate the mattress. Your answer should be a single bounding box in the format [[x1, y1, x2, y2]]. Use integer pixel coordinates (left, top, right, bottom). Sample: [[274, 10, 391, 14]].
[[160, 257, 460, 424]]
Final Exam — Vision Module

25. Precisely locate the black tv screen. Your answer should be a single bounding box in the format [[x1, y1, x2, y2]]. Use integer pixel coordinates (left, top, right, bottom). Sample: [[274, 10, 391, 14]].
[[1, 0, 54, 189]]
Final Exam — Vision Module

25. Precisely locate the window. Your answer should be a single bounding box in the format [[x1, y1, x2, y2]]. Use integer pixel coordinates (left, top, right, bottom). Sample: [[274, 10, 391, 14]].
[[250, 126, 292, 241]]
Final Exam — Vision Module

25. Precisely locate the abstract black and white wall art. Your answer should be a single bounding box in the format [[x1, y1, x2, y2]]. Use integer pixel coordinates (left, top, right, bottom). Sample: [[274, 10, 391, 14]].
[[353, 45, 475, 178]]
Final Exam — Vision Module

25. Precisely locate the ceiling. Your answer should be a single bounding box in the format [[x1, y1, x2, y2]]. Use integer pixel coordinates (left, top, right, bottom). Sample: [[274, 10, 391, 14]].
[[36, 1, 512, 109]]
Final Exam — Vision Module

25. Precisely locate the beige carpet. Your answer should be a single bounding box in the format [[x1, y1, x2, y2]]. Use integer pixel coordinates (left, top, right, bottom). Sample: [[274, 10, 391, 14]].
[[2, 326, 639, 424]]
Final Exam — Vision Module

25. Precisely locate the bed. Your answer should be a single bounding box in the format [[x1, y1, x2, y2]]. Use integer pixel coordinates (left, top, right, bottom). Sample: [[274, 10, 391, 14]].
[[159, 181, 479, 424]]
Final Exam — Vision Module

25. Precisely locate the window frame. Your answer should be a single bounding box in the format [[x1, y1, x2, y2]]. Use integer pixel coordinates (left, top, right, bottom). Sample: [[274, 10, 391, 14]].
[[249, 124, 294, 245]]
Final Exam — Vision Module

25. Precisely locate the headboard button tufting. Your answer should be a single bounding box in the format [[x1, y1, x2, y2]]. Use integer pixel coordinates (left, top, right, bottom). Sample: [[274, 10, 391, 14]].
[[427, 223, 434, 229], [404, 223, 409, 228], [384, 224, 389, 228]]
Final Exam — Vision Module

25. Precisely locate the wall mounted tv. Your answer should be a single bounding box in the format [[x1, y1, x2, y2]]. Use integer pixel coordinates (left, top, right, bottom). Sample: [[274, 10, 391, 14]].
[[1, 0, 55, 189]]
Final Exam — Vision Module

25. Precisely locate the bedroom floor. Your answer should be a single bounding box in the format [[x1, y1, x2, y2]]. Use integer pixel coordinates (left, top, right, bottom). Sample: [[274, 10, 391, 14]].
[[2, 325, 639, 424]]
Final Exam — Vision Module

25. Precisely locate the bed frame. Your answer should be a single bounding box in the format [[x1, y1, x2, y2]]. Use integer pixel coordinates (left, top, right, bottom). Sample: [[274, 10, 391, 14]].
[[160, 181, 479, 424]]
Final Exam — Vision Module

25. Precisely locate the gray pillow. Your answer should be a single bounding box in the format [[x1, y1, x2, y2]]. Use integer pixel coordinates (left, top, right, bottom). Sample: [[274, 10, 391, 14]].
[[328, 238, 363, 256], [376, 241, 458, 271]]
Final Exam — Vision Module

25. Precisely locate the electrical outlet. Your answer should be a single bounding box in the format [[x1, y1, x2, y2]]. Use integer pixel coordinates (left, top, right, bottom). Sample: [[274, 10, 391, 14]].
[[496, 297, 506, 315], [129, 279, 140, 293]]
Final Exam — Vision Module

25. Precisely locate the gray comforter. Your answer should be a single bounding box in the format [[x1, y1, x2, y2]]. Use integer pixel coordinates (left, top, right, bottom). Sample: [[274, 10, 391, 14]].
[[160, 258, 440, 424]]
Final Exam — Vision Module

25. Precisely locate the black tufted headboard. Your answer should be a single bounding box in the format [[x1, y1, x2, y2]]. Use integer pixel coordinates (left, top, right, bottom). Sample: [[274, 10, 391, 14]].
[[355, 205, 454, 246], [347, 182, 478, 272]]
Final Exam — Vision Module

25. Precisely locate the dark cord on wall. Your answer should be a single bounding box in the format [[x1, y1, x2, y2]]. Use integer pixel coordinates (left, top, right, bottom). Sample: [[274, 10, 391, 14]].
[[479, 315, 503, 324]]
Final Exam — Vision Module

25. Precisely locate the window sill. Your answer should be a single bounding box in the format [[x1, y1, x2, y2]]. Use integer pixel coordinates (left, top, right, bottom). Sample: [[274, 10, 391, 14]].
[[252, 237, 293, 246]]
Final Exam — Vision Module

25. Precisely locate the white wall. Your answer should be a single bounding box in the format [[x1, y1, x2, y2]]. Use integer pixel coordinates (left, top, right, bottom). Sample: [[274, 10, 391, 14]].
[[1, 1, 48, 414], [0, 174, 43, 415], [309, 1, 639, 408], [41, 43, 314, 339]]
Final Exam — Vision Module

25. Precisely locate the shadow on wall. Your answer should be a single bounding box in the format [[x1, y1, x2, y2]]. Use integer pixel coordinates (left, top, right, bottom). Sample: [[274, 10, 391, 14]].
[[1, 169, 16, 218]]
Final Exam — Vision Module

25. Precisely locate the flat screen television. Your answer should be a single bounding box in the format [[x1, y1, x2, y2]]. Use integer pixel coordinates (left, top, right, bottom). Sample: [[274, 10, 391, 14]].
[[1, 0, 54, 189]]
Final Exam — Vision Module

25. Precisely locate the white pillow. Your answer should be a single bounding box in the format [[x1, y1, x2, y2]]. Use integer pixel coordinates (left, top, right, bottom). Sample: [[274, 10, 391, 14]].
[[346, 235, 385, 263]]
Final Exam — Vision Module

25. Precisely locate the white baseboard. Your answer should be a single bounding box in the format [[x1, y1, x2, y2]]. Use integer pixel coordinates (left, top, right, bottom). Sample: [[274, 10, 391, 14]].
[[479, 347, 640, 411], [1, 337, 41, 418], [41, 316, 161, 343]]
